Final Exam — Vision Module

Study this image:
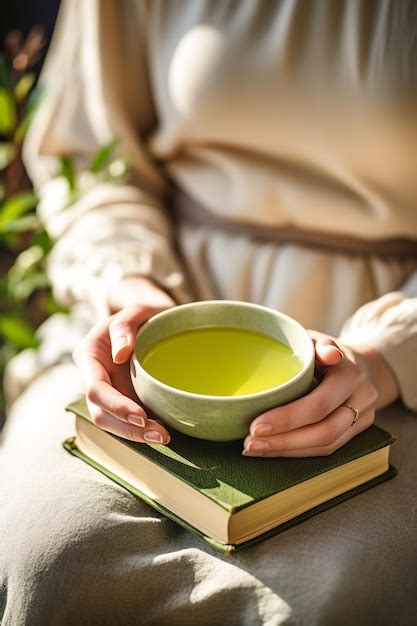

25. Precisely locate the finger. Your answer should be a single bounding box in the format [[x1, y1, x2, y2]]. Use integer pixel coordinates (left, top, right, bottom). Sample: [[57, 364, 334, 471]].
[[250, 358, 362, 436], [86, 379, 149, 428], [245, 386, 375, 453], [88, 408, 171, 445], [74, 349, 153, 430], [74, 317, 143, 402], [314, 337, 344, 366], [73, 347, 112, 387], [109, 305, 164, 365], [111, 365, 140, 402], [244, 408, 374, 457]]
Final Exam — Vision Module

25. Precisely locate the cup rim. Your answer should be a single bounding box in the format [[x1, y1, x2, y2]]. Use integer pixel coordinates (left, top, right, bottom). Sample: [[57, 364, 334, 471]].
[[131, 300, 315, 402]]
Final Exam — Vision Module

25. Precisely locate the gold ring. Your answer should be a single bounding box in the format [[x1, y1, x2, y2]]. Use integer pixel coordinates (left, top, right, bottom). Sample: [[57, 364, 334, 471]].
[[343, 402, 359, 426]]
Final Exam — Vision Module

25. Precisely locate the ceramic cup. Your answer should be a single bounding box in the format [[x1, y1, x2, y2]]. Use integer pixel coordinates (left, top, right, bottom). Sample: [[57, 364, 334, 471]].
[[130, 300, 315, 442]]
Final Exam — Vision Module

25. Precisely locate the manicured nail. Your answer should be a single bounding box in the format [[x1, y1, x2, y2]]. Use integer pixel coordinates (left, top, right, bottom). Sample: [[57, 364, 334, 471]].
[[253, 424, 272, 437], [246, 440, 269, 453], [127, 413, 145, 428], [242, 449, 265, 457], [112, 336, 128, 357], [143, 430, 164, 444]]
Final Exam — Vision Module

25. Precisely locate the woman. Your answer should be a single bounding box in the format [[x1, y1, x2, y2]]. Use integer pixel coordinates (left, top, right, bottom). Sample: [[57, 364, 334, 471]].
[[1, 1, 416, 624]]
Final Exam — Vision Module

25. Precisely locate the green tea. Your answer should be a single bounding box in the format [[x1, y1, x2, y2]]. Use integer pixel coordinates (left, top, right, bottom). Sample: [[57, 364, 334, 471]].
[[140, 327, 303, 396]]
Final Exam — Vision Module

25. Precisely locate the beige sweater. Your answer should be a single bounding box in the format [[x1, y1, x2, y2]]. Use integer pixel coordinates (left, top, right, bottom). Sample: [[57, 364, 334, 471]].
[[24, 0, 417, 409]]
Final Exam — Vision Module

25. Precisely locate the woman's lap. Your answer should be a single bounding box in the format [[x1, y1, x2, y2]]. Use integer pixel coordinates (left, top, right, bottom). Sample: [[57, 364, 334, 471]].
[[1, 363, 416, 625], [0, 364, 290, 626]]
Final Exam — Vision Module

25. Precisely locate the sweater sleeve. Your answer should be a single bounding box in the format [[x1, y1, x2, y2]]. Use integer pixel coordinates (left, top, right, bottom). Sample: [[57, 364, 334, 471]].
[[23, 0, 192, 318], [339, 269, 417, 412]]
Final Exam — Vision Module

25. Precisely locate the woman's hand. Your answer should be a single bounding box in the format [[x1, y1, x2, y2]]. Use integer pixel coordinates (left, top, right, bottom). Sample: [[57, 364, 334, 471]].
[[73, 277, 174, 444], [244, 331, 399, 458]]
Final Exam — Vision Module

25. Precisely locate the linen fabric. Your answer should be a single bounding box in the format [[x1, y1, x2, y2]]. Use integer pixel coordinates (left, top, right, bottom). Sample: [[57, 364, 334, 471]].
[[1, 363, 416, 625]]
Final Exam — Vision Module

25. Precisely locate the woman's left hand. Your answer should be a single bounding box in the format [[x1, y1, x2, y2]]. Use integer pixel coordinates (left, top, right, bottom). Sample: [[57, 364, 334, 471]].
[[244, 331, 397, 458]]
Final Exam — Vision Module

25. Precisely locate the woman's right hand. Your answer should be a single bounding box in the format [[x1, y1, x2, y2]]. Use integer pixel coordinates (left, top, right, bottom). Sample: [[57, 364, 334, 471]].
[[73, 276, 174, 444]]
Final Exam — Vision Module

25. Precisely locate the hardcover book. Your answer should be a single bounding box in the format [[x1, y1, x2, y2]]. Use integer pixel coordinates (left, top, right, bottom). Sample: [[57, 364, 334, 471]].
[[64, 397, 396, 554]]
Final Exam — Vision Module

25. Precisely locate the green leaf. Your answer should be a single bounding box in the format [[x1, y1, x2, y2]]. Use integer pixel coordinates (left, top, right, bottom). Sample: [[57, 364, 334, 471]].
[[44, 292, 68, 316], [8, 245, 44, 279], [13, 118, 29, 143], [14, 83, 46, 141], [31, 228, 54, 253], [0, 53, 12, 91], [9, 272, 49, 301], [0, 342, 20, 410], [0, 343, 19, 409], [7, 245, 50, 301], [89, 139, 119, 173], [0, 142, 14, 170], [59, 155, 76, 193], [0, 191, 38, 228], [0, 214, 40, 234], [0, 315, 39, 349], [0, 87, 16, 134], [15, 72, 36, 102], [0, 231, 18, 249], [24, 82, 46, 118]]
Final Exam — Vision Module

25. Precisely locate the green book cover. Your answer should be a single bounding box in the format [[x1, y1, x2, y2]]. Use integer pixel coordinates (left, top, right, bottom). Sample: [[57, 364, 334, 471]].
[[64, 397, 396, 554]]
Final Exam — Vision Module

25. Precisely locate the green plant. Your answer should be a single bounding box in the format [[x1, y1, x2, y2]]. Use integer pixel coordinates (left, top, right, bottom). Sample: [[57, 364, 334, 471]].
[[0, 30, 129, 417], [0, 29, 47, 416]]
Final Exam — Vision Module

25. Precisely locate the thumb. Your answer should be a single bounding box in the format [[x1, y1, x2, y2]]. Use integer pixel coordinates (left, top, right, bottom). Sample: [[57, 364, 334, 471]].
[[109, 305, 160, 364], [314, 337, 344, 366]]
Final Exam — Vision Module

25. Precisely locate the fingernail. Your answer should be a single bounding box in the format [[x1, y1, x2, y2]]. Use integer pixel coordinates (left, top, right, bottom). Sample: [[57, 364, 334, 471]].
[[242, 449, 265, 457], [112, 336, 128, 357], [127, 413, 145, 428], [143, 430, 164, 444], [253, 424, 272, 437], [332, 346, 344, 358], [246, 440, 269, 453]]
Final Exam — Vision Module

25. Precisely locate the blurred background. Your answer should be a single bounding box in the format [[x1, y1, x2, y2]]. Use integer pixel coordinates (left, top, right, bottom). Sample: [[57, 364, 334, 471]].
[[0, 0, 60, 425], [0, 0, 60, 74], [1, 1, 129, 427]]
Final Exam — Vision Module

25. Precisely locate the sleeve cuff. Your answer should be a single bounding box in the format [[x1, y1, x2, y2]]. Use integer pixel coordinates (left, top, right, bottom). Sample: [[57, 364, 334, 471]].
[[340, 293, 417, 412], [47, 244, 193, 320]]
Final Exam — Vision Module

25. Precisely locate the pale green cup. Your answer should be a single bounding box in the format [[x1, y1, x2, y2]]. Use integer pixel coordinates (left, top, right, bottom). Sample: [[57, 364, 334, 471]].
[[130, 300, 315, 442]]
